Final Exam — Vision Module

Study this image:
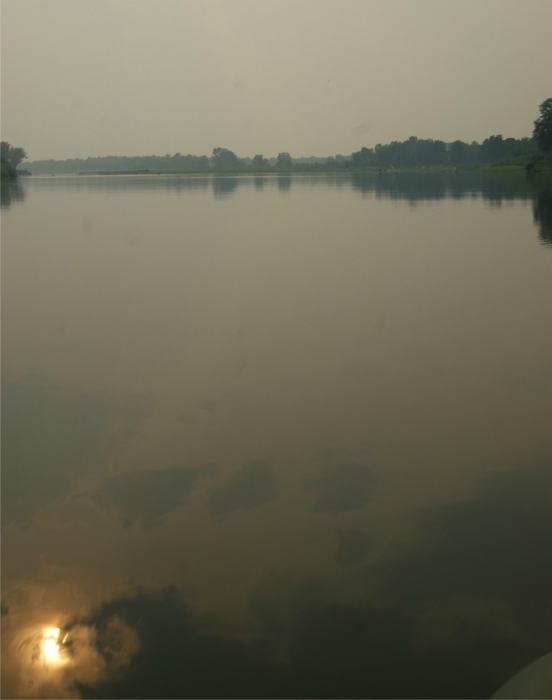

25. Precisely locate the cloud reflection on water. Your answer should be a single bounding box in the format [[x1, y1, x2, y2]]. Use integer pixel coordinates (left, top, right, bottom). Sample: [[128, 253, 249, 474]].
[[3, 171, 551, 698], [37, 459, 550, 699], [207, 461, 276, 520], [306, 463, 376, 514], [1, 379, 151, 527], [94, 464, 216, 529]]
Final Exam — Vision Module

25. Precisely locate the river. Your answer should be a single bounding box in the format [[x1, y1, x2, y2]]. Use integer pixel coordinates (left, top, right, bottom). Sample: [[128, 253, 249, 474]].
[[2, 171, 552, 698]]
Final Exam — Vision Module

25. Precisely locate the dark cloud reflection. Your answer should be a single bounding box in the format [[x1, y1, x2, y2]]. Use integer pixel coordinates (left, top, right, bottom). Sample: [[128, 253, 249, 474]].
[[75, 460, 552, 699], [71, 588, 506, 699], [208, 461, 276, 519], [334, 529, 372, 567], [1, 379, 151, 526], [361, 459, 552, 696], [370, 460, 552, 613], [94, 464, 216, 528], [308, 463, 376, 513], [73, 587, 292, 699]]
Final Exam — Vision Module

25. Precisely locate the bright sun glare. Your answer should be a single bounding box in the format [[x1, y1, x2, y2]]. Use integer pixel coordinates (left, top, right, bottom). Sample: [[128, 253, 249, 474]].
[[42, 627, 63, 663]]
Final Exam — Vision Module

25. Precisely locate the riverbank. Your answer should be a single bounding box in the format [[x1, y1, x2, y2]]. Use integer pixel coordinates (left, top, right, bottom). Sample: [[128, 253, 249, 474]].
[[1, 158, 17, 179], [475, 151, 551, 173], [70, 163, 549, 176], [70, 164, 487, 176]]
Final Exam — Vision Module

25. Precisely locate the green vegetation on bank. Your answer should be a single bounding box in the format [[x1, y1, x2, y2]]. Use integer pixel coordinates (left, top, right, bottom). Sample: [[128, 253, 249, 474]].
[[476, 152, 550, 172], [477, 101, 552, 173], [528, 97, 552, 172], [1, 158, 17, 179], [1, 142, 27, 179], [23, 136, 547, 175], [15, 98, 552, 176]]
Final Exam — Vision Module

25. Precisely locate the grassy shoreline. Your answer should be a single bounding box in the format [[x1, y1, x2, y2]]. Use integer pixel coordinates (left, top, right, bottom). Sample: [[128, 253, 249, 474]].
[[50, 163, 547, 176], [22, 158, 551, 177]]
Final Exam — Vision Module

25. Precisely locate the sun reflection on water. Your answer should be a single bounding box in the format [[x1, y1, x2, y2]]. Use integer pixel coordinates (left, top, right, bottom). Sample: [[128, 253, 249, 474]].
[[4, 613, 141, 698], [42, 627, 65, 664]]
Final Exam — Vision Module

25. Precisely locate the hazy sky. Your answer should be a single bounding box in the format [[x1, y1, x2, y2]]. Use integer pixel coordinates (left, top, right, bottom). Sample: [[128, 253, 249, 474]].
[[2, 0, 551, 161]]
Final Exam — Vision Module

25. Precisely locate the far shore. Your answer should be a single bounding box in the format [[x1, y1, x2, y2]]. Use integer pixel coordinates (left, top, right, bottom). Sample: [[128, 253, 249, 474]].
[[26, 164, 547, 176]]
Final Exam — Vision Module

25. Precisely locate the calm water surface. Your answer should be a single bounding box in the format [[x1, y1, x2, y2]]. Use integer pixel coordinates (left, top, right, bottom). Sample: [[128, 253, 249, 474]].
[[2, 172, 552, 698]]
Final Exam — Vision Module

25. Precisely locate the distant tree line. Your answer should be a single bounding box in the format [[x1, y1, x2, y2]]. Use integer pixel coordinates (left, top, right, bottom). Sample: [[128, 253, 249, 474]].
[[350, 134, 537, 169], [20, 99, 552, 174], [22, 137, 537, 174], [23, 152, 211, 174]]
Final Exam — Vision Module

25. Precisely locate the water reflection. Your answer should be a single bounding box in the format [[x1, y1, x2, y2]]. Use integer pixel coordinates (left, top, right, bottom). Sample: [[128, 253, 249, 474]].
[[334, 529, 372, 567], [212, 176, 239, 198], [1, 177, 26, 208], [8, 617, 138, 699], [2, 170, 551, 698], [208, 461, 276, 520], [306, 463, 376, 513], [17, 171, 552, 249], [94, 464, 216, 529], [49, 461, 551, 700], [1, 379, 151, 527], [20, 170, 550, 203], [350, 171, 547, 205], [533, 187, 552, 246], [277, 175, 292, 192]]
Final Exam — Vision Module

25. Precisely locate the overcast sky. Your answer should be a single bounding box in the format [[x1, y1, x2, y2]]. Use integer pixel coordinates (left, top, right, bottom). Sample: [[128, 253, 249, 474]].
[[2, 0, 551, 161]]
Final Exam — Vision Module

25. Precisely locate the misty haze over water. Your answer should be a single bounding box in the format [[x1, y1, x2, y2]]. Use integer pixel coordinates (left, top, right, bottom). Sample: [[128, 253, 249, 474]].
[[2, 171, 552, 698], [3, 0, 552, 697]]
